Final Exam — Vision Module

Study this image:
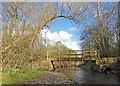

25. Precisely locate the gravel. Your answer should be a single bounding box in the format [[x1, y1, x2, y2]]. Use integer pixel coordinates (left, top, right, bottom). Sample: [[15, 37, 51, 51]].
[[22, 71, 75, 85]]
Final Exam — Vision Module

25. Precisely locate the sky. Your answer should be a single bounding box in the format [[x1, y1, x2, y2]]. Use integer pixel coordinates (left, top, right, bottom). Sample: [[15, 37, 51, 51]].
[[41, 18, 83, 50]]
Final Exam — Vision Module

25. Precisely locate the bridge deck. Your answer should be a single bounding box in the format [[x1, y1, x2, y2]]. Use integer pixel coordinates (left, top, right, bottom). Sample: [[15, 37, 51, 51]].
[[51, 57, 96, 61], [51, 58, 82, 61], [50, 57, 119, 67]]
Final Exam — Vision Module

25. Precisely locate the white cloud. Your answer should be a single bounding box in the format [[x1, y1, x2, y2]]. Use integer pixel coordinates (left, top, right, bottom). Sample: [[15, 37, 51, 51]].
[[59, 31, 72, 41], [40, 29, 80, 50], [41, 29, 72, 42], [69, 27, 77, 31], [47, 31, 60, 41], [62, 40, 80, 50]]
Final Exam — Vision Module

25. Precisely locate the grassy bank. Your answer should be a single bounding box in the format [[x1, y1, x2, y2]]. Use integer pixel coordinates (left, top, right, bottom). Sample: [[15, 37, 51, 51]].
[[2, 69, 44, 84]]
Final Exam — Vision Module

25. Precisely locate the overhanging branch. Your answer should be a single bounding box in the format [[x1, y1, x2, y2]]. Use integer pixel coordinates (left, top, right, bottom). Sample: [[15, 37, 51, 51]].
[[1, 14, 81, 53]]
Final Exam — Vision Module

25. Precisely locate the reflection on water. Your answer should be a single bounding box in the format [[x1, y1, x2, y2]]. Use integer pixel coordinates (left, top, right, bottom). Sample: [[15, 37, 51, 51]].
[[55, 67, 119, 84]]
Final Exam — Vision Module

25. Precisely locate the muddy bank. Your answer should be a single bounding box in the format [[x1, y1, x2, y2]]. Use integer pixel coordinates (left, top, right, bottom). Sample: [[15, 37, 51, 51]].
[[21, 71, 75, 85]]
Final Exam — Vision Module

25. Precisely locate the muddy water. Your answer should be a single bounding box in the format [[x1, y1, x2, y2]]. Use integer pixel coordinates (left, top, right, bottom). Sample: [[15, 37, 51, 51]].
[[55, 67, 119, 85]]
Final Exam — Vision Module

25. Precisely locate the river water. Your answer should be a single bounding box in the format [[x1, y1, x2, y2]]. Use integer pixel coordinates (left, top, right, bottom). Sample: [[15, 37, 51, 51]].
[[55, 67, 119, 85]]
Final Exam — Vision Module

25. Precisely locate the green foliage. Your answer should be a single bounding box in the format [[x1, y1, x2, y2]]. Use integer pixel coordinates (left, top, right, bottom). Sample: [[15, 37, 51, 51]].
[[47, 42, 73, 59], [56, 41, 61, 45]]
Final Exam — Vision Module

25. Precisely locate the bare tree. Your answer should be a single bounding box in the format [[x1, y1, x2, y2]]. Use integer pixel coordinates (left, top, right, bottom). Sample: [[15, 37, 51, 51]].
[[1, 2, 87, 70], [1, 2, 87, 52], [80, 2, 118, 57]]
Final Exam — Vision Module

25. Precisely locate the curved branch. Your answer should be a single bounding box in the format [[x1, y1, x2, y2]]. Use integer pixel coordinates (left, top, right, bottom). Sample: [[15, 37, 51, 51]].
[[1, 14, 81, 53]]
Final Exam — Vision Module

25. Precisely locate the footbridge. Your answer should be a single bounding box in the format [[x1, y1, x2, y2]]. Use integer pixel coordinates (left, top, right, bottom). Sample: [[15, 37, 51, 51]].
[[45, 50, 119, 71]]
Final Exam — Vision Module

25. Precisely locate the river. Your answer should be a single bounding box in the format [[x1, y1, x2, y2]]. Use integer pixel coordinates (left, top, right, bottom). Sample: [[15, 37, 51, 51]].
[[55, 66, 119, 85]]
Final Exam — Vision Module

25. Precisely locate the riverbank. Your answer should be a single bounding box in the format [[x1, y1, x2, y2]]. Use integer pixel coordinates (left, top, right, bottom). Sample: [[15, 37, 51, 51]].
[[2, 69, 74, 85], [2, 69, 44, 84], [2, 59, 119, 85], [22, 71, 75, 84]]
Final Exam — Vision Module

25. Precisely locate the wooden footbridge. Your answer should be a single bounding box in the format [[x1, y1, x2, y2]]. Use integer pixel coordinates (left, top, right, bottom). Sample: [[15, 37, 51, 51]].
[[46, 50, 119, 70], [47, 50, 98, 61]]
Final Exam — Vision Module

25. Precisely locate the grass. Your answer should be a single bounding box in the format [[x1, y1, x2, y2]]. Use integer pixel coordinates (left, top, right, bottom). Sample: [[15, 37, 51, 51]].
[[2, 68, 44, 84], [0, 72, 2, 85]]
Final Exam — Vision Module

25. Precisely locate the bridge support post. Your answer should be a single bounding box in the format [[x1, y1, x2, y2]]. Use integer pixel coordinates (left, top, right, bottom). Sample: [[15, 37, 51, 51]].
[[46, 50, 54, 71], [47, 50, 49, 60], [46, 58, 55, 71], [59, 51, 60, 61]]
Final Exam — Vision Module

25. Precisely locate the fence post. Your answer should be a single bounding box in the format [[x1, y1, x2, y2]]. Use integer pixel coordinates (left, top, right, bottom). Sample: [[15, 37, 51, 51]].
[[47, 50, 49, 60], [59, 51, 60, 61]]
